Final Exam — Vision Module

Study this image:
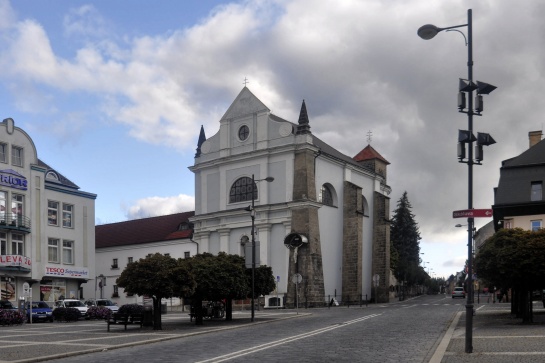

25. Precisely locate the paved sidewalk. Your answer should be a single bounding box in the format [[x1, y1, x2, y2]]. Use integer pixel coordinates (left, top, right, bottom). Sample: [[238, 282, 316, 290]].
[[433, 300, 545, 363]]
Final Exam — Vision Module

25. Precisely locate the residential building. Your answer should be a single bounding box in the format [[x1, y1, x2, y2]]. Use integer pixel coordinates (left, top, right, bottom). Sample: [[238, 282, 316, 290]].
[[0, 118, 96, 306], [189, 87, 392, 305], [493, 131, 545, 231], [84, 212, 196, 307]]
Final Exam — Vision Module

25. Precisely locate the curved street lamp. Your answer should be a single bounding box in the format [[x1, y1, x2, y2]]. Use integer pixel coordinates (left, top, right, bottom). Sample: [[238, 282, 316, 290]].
[[245, 174, 274, 322], [418, 9, 496, 354]]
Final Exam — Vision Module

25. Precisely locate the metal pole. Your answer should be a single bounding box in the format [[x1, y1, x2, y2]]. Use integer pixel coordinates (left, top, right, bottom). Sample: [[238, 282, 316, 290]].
[[251, 174, 256, 322], [465, 8, 474, 354]]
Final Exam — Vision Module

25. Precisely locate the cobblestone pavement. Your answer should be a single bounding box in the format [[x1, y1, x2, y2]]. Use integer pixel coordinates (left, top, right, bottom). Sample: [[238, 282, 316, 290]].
[[1, 295, 543, 363], [440, 299, 545, 363]]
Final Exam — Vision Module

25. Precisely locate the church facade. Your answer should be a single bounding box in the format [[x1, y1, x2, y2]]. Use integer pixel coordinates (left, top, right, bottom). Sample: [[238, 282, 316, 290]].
[[189, 87, 392, 305]]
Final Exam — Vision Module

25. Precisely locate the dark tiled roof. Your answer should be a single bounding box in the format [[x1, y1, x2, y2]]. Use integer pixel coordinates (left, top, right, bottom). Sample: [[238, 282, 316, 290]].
[[37, 159, 80, 189], [96, 211, 195, 248], [495, 138, 545, 205], [502, 138, 545, 167]]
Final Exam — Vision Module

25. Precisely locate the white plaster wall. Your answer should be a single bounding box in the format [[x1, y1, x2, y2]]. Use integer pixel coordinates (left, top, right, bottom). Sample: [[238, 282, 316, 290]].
[[84, 239, 198, 307]]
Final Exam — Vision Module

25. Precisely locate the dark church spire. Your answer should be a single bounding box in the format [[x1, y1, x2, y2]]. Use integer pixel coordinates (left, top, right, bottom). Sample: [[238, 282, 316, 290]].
[[296, 100, 311, 135], [195, 125, 206, 157]]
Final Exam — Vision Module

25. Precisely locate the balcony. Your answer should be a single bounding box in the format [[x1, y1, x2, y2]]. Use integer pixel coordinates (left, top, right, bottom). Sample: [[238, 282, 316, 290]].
[[0, 213, 31, 233]]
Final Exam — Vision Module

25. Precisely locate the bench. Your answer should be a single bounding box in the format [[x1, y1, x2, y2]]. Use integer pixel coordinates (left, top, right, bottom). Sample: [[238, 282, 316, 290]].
[[107, 313, 144, 331]]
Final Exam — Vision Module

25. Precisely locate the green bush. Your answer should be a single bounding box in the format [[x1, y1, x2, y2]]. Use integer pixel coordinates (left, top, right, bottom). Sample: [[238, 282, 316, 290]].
[[52, 307, 80, 322], [87, 306, 112, 320], [0, 309, 25, 325], [118, 304, 144, 316]]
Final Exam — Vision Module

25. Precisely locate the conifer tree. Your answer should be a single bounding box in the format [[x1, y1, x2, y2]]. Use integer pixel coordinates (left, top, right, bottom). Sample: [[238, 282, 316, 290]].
[[390, 191, 422, 286]]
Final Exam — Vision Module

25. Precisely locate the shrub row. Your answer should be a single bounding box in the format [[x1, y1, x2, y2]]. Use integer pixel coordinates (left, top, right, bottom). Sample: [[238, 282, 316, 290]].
[[0, 309, 25, 326]]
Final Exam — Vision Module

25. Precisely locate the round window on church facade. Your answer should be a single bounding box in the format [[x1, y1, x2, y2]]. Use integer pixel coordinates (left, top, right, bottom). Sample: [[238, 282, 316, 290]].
[[238, 125, 249, 141]]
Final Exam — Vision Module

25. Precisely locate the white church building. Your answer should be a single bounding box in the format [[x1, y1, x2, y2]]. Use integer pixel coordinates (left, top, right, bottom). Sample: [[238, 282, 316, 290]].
[[189, 87, 392, 305]]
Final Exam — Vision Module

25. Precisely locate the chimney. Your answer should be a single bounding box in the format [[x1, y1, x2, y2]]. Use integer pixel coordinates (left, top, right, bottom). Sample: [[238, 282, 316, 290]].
[[529, 131, 543, 148]]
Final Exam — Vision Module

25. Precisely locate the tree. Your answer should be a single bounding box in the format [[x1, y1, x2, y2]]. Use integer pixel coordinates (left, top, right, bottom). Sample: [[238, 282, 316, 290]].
[[475, 228, 545, 323], [183, 252, 276, 325], [390, 191, 421, 293], [116, 253, 195, 330], [184, 252, 250, 325]]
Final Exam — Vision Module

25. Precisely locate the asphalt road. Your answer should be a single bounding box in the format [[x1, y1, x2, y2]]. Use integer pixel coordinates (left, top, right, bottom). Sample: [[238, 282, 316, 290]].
[[0, 294, 466, 363]]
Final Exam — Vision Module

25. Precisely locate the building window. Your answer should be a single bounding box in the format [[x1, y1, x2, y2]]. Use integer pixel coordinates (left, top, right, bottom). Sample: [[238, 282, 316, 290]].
[[48, 238, 60, 263], [11, 146, 23, 167], [12, 233, 24, 255], [112, 285, 119, 298], [63, 240, 74, 264], [319, 185, 333, 206], [0, 232, 6, 255], [48, 201, 59, 226], [238, 125, 250, 141], [62, 204, 73, 228], [0, 191, 6, 224], [11, 194, 24, 224], [531, 181, 543, 201], [128, 257, 133, 264], [0, 143, 6, 163], [184, 251, 190, 259], [531, 220, 542, 231], [229, 177, 256, 203], [112, 258, 118, 269]]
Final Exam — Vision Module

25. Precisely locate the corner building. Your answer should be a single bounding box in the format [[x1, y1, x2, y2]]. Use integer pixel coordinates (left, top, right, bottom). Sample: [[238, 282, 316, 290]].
[[189, 88, 392, 305], [0, 118, 96, 306]]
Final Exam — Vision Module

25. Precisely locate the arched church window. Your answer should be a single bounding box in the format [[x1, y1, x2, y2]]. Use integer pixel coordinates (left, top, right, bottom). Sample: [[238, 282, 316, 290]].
[[229, 177, 257, 203], [320, 184, 334, 206]]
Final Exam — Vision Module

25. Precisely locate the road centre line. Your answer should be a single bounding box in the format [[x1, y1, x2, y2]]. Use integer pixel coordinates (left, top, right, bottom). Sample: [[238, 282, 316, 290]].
[[196, 313, 382, 363]]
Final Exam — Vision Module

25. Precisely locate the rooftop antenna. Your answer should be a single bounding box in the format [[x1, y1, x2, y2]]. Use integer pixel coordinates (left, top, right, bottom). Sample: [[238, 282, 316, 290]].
[[366, 130, 373, 144], [243, 77, 249, 87]]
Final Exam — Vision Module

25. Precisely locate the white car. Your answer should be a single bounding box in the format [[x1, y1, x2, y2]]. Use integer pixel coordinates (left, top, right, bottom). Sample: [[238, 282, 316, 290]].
[[54, 299, 88, 317], [452, 287, 466, 299], [84, 299, 119, 313]]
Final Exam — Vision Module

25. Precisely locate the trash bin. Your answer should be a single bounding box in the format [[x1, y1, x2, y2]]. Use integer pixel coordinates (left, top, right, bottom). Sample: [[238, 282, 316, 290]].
[[161, 303, 167, 314], [143, 305, 153, 326]]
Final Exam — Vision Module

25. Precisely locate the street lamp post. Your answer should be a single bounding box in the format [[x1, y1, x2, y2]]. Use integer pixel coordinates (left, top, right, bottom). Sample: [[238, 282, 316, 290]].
[[246, 174, 274, 322], [418, 9, 496, 354]]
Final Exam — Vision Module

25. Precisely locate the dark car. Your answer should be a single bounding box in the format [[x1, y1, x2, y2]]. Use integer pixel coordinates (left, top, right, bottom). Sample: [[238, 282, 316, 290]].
[[0, 300, 17, 310], [26, 301, 53, 322]]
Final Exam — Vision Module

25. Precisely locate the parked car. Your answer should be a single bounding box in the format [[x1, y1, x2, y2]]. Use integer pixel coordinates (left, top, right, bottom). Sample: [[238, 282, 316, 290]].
[[0, 300, 17, 310], [84, 299, 119, 313], [452, 287, 466, 299], [26, 301, 53, 322], [54, 299, 88, 318]]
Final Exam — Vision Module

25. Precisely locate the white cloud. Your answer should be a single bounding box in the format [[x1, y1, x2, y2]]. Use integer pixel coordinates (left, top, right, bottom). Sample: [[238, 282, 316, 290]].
[[126, 194, 195, 220], [4, 0, 545, 277]]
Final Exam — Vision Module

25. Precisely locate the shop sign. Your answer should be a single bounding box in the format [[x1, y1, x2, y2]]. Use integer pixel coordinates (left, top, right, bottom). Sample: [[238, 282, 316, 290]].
[[0, 254, 32, 268], [0, 169, 28, 190], [45, 266, 89, 278]]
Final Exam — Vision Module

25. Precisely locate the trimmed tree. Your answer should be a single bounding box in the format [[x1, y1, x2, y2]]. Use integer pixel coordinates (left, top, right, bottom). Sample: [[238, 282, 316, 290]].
[[475, 228, 545, 323], [116, 253, 195, 330]]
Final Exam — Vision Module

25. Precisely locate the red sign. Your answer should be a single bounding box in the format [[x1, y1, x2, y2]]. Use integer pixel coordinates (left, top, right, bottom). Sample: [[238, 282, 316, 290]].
[[452, 209, 493, 218]]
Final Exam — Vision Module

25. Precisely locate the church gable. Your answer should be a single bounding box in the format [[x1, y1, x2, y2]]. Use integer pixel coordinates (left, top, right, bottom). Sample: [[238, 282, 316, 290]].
[[221, 87, 270, 121]]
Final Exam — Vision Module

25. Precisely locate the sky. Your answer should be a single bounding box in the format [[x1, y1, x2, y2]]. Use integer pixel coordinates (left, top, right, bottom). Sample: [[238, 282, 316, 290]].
[[1, 0, 543, 280]]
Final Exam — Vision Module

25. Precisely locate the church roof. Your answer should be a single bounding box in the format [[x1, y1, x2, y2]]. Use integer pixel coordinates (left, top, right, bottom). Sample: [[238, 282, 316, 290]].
[[353, 145, 390, 165], [220, 87, 270, 120], [95, 211, 194, 248]]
